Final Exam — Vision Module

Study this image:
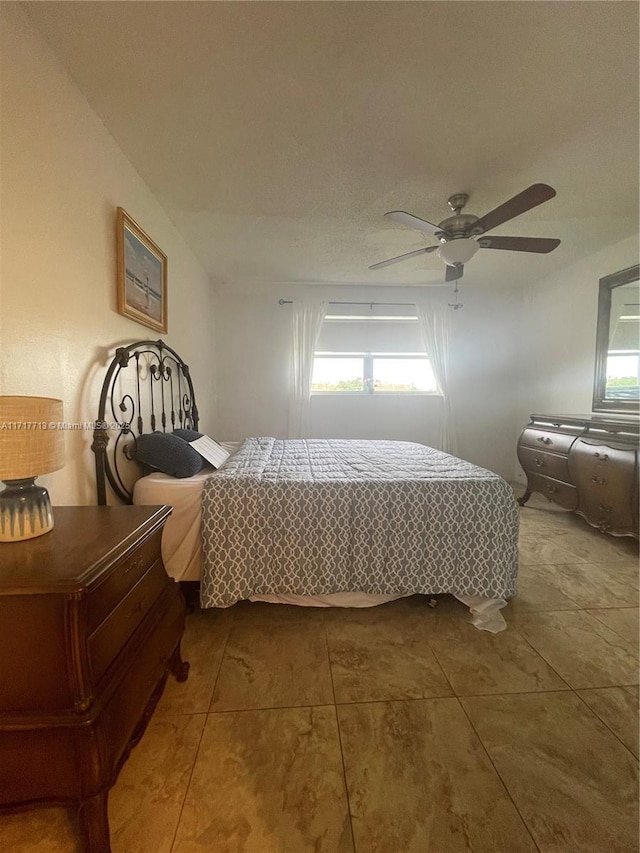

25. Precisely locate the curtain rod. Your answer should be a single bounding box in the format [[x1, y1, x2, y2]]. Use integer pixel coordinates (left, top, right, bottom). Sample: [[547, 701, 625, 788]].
[[278, 299, 415, 306]]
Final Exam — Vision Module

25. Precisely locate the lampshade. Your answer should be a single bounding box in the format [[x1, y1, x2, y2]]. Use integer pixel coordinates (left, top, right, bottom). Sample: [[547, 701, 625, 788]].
[[438, 238, 480, 267], [0, 396, 65, 480], [0, 396, 65, 542]]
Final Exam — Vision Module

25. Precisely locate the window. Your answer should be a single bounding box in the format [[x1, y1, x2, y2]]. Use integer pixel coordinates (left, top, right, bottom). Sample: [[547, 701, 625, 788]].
[[311, 304, 440, 394]]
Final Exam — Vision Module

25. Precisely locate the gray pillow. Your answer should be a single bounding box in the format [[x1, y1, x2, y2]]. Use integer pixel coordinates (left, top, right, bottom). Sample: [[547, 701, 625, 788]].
[[131, 432, 204, 478], [173, 428, 203, 442]]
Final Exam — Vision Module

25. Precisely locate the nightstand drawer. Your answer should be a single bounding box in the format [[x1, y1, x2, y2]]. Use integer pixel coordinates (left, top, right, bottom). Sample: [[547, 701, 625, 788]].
[[103, 587, 184, 774], [519, 428, 578, 455], [87, 531, 162, 633], [518, 447, 571, 483], [88, 559, 168, 685]]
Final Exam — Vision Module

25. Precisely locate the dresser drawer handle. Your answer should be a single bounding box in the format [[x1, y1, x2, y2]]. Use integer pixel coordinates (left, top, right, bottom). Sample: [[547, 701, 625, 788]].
[[131, 598, 147, 616], [591, 476, 607, 485], [546, 484, 558, 494], [598, 504, 613, 513], [534, 458, 545, 468], [537, 437, 552, 445], [125, 555, 145, 575], [593, 452, 609, 461]]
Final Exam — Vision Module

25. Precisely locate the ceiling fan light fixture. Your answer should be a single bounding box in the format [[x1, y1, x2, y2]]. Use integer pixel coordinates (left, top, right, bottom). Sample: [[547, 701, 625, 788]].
[[437, 238, 480, 266]]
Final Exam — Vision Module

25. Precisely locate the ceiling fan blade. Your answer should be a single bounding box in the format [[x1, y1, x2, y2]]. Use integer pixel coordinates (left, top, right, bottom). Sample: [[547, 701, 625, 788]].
[[384, 210, 443, 236], [445, 263, 464, 282], [471, 184, 557, 236], [478, 236, 561, 253], [368, 245, 437, 270]]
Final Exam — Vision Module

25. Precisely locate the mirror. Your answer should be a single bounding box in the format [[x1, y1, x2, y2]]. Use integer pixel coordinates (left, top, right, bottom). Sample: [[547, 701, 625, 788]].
[[593, 263, 640, 414]]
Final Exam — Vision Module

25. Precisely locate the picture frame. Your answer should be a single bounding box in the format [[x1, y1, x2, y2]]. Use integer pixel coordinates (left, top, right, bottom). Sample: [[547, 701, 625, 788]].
[[116, 207, 168, 334]]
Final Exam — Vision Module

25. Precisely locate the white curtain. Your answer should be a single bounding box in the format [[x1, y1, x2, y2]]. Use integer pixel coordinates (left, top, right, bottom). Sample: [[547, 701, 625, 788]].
[[416, 301, 458, 455], [288, 298, 328, 438]]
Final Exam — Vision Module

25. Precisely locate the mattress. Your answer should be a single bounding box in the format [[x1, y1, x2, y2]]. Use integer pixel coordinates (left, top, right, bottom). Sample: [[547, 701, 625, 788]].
[[200, 437, 519, 608], [133, 468, 211, 581]]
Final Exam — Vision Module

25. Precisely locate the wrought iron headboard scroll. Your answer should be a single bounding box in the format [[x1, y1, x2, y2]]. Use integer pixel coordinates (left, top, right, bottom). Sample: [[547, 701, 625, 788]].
[[92, 340, 199, 505]]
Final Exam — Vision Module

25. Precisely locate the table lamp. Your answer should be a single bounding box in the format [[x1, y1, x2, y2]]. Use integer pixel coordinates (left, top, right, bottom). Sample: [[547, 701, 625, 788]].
[[0, 396, 65, 542]]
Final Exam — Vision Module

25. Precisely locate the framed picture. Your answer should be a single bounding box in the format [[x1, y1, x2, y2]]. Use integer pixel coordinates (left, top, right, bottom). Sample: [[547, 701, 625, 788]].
[[116, 207, 168, 333]]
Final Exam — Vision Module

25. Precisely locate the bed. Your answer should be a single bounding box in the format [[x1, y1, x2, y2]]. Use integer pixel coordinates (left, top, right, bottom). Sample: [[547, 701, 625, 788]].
[[93, 340, 519, 632]]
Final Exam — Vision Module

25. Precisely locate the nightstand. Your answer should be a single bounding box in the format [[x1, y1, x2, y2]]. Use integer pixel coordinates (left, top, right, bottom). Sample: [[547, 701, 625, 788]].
[[0, 505, 189, 853]]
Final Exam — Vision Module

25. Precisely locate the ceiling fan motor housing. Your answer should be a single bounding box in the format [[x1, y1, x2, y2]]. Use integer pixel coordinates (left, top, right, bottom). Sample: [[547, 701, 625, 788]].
[[436, 213, 479, 241]]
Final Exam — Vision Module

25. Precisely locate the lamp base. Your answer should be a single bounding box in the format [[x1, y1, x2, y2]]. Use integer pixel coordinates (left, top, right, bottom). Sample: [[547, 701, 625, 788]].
[[0, 478, 54, 542]]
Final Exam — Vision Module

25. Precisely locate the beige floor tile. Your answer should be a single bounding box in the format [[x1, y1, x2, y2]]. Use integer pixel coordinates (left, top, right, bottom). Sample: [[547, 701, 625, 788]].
[[586, 607, 639, 646], [532, 562, 639, 608], [427, 621, 567, 695], [518, 534, 589, 566], [577, 685, 640, 758], [108, 713, 206, 853], [543, 525, 639, 561], [515, 610, 639, 689], [172, 706, 353, 853], [0, 807, 80, 853], [462, 691, 639, 853], [612, 559, 640, 590], [337, 698, 537, 853], [211, 618, 333, 711], [156, 607, 233, 715], [506, 566, 581, 614], [326, 616, 453, 703]]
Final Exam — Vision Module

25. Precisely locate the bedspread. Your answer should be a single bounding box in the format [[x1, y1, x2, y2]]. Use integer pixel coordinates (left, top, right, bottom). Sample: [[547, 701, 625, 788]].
[[199, 438, 519, 608]]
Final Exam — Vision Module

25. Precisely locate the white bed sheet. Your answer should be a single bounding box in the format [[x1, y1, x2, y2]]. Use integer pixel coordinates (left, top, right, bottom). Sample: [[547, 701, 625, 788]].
[[133, 468, 211, 582]]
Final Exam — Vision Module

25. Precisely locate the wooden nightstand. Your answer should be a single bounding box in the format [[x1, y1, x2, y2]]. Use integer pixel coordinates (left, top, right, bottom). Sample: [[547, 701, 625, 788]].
[[0, 505, 189, 853]]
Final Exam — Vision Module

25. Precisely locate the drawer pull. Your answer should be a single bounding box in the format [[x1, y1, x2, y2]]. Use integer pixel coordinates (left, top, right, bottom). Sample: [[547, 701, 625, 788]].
[[593, 452, 609, 461], [546, 484, 558, 494], [125, 555, 145, 575], [598, 504, 613, 513], [131, 598, 147, 616], [591, 476, 607, 485], [537, 436, 552, 445], [534, 458, 545, 468]]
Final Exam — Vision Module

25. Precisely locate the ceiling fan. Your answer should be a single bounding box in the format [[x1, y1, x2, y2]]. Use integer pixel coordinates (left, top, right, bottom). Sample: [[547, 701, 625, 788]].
[[369, 183, 560, 281]]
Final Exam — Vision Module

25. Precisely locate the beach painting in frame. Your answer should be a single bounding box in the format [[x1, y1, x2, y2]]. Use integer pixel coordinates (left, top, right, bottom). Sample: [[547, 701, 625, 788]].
[[116, 207, 168, 333]]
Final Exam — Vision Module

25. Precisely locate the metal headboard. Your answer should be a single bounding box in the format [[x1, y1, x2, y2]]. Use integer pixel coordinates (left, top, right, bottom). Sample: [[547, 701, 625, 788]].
[[92, 339, 199, 505]]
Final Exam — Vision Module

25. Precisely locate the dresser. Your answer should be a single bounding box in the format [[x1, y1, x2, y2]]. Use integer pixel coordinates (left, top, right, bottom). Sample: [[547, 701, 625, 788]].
[[0, 505, 189, 852], [517, 414, 639, 538]]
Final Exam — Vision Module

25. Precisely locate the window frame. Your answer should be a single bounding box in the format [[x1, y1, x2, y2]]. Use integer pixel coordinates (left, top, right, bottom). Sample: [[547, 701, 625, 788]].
[[311, 351, 441, 396]]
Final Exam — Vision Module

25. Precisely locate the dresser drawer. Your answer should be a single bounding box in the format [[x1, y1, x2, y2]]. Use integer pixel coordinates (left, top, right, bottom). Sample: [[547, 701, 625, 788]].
[[88, 559, 169, 685], [87, 531, 163, 633], [570, 440, 638, 533], [576, 495, 636, 535], [518, 447, 571, 483], [525, 472, 578, 510], [569, 438, 637, 485], [101, 587, 185, 776], [519, 427, 579, 455]]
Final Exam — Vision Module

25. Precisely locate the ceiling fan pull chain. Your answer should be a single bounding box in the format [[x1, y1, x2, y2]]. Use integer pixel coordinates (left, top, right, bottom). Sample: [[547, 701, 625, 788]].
[[448, 281, 463, 311]]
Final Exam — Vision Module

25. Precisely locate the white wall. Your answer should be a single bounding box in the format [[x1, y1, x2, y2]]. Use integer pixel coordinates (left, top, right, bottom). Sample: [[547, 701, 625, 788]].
[[514, 234, 639, 481], [0, 5, 216, 505], [214, 280, 520, 479]]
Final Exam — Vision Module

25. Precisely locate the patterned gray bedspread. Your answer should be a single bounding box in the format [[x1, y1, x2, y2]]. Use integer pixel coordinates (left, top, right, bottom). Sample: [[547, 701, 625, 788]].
[[200, 438, 519, 607]]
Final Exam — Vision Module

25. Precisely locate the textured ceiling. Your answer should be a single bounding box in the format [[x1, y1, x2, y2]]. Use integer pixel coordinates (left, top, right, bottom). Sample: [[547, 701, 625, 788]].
[[22, 1, 640, 289]]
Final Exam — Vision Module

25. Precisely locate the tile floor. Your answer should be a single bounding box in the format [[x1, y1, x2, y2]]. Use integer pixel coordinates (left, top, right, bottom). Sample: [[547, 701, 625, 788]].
[[1, 491, 638, 852]]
